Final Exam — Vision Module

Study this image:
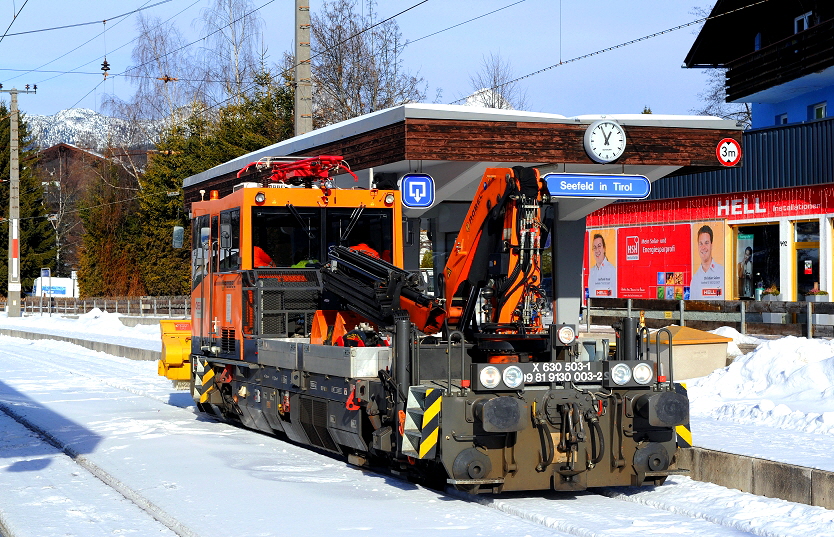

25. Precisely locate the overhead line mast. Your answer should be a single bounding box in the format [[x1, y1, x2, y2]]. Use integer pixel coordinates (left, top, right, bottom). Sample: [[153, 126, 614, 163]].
[[0, 84, 37, 317]]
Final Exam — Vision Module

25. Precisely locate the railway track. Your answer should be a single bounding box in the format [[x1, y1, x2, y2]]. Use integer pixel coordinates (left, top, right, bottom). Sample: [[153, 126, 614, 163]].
[[0, 338, 831, 537]]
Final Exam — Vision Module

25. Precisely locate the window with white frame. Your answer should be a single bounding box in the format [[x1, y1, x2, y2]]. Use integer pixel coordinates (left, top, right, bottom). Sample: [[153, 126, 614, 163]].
[[812, 102, 827, 120], [795, 11, 812, 33]]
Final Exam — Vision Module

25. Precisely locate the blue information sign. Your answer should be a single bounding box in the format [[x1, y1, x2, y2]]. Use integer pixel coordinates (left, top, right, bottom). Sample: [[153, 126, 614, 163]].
[[400, 173, 435, 208], [542, 173, 651, 199]]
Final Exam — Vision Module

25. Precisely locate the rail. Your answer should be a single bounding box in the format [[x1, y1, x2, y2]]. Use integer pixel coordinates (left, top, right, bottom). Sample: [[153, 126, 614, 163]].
[[1, 296, 190, 318], [585, 297, 834, 338]]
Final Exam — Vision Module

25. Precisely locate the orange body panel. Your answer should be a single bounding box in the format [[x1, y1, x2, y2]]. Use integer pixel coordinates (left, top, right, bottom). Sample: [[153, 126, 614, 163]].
[[443, 167, 545, 331], [189, 185, 404, 351]]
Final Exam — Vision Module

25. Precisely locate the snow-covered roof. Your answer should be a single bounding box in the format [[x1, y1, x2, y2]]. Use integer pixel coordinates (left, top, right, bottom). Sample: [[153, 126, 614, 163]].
[[183, 103, 740, 190]]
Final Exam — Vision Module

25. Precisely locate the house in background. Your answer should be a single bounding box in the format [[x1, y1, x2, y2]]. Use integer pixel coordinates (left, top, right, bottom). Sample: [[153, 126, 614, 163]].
[[35, 143, 144, 278], [584, 0, 834, 302]]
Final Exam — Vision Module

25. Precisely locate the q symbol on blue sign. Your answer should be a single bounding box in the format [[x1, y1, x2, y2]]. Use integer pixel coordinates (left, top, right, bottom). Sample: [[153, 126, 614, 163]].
[[400, 173, 435, 209]]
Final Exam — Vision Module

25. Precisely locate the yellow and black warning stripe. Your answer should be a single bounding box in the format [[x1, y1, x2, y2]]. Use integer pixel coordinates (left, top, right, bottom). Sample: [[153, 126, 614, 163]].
[[674, 382, 692, 448], [198, 361, 216, 404], [418, 388, 442, 459]]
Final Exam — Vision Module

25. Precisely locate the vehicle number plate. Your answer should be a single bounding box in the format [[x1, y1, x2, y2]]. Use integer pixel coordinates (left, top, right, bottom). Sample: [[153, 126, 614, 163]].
[[519, 361, 604, 384]]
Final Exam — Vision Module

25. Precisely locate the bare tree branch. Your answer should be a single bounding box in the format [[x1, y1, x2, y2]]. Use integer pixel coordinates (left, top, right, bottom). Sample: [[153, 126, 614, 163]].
[[466, 52, 528, 110], [310, 0, 426, 127], [691, 68, 751, 128]]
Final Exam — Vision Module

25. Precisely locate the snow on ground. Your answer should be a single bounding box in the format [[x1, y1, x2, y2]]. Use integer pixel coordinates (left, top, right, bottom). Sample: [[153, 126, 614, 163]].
[[0, 313, 833, 535], [0, 309, 161, 351]]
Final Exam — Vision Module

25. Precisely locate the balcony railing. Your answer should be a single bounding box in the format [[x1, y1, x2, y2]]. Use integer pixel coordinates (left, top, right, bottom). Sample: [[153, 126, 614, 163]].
[[726, 18, 834, 102]]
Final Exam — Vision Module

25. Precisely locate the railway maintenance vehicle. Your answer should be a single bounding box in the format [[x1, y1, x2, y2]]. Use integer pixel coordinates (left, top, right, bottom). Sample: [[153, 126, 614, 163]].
[[159, 155, 689, 493]]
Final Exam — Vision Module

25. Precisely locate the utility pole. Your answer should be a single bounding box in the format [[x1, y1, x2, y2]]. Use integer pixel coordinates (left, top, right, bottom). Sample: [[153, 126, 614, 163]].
[[0, 84, 37, 317], [294, 0, 313, 136]]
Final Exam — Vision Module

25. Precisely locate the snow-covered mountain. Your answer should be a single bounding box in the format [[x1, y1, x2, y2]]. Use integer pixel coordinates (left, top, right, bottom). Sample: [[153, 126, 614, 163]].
[[25, 108, 155, 150]]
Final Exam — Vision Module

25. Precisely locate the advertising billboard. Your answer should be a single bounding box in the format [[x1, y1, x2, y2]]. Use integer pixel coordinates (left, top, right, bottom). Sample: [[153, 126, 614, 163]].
[[584, 222, 724, 301]]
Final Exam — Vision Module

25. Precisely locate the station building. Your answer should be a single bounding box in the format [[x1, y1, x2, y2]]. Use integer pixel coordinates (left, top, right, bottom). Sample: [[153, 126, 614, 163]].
[[583, 0, 834, 303], [180, 103, 742, 326]]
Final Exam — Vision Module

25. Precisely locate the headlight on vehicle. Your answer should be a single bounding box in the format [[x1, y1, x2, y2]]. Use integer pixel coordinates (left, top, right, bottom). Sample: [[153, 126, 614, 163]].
[[480, 366, 501, 389], [254, 191, 266, 204], [557, 325, 576, 345], [610, 363, 632, 386], [632, 363, 654, 385], [502, 365, 524, 389]]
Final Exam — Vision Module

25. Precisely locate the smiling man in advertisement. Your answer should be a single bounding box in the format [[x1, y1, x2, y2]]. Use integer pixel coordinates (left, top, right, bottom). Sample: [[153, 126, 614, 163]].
[[690, 224, 724, 300], [589, 232, 617, 297]]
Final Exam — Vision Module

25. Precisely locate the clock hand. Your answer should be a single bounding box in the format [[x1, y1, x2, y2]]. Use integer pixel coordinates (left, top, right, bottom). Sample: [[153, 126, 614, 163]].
[[602, 126, 613, 145]]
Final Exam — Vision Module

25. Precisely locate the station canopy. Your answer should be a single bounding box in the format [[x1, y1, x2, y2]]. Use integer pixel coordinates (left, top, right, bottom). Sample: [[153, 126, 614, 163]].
[[182, 103, 743, 221]]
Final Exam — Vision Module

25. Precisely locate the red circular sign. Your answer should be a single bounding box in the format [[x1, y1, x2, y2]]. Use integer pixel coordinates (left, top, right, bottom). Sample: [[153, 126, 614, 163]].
[[716, 138, 742, 166]]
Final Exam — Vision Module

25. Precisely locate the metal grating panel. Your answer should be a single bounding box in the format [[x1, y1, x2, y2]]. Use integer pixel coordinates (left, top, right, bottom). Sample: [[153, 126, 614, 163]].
[[221, 328, 236, 354], [262, 292, 284, 310], [299, 397, 338, 452], [262, 313, 286, 336]]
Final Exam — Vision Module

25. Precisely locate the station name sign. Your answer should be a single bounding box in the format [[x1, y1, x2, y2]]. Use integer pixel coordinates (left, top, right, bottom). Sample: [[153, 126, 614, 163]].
[[542, 173, 651, 200]]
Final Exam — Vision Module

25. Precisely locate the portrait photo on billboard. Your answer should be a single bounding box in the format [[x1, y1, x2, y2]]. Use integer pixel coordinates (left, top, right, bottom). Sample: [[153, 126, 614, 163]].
[[690, 222, 725, 300], [588, 229, 617, 298], [737, 233, 754, 299]]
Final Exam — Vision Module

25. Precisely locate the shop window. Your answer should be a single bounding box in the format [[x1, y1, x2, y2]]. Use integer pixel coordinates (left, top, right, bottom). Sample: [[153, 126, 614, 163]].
[[795, 220, 820, 242], [736, 224, 780, 299], [794, 220, 820, 299]]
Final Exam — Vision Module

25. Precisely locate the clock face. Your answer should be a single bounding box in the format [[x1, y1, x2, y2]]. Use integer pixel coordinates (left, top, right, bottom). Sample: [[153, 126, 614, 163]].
[[584, 120, 627, 163]]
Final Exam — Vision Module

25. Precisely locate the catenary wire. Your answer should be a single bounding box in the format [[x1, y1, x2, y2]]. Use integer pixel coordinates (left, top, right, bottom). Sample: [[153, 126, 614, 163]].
[[0, 0, 30, 46], [407, 0, 525, 45], [32, 0, 202, 85], [448, 0, 770, 104], [1, 0, 172, 38]]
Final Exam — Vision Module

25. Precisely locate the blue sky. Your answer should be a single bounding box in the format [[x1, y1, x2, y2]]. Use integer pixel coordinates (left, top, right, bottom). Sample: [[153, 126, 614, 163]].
[[0, 0, 714, 118]]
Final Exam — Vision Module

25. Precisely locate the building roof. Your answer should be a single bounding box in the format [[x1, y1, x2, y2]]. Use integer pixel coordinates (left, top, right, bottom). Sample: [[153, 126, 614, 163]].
[[684, 0, 833, 68], [182, 103, 742, 220]]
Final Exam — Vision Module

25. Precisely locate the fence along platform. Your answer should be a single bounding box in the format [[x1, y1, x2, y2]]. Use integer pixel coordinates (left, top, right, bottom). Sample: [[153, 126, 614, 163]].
[[585, 298, 834, 338], [0, 296, 190, 318]]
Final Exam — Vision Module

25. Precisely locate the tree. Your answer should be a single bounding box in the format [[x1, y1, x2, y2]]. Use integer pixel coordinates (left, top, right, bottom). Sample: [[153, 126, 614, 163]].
[[197, 0, 264, 106], [134, 72, 295, 296], [310, 0, 427, 127], [103, 13, 209, 143], [691, 68, 752, 128], [688, 4, 751, 128], [0, 104, 56, 296], [465, 52, 528, 110], [77, 159, 144, 297], [36, 145, 100, 277]]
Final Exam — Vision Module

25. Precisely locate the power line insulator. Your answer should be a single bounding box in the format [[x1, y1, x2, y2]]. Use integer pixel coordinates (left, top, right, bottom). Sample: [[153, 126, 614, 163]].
[[101, 58, 111, 78]]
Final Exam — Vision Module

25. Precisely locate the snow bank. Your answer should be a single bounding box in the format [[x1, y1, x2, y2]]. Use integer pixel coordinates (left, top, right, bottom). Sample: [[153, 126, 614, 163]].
[[709, 326, 767, 357], [688, 335, 834, 434]]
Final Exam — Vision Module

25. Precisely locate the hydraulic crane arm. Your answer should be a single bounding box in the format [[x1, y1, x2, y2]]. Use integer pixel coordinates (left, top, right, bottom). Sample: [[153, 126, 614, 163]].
[[323, 245, 446, 333], [442, 166, 549, 336]]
